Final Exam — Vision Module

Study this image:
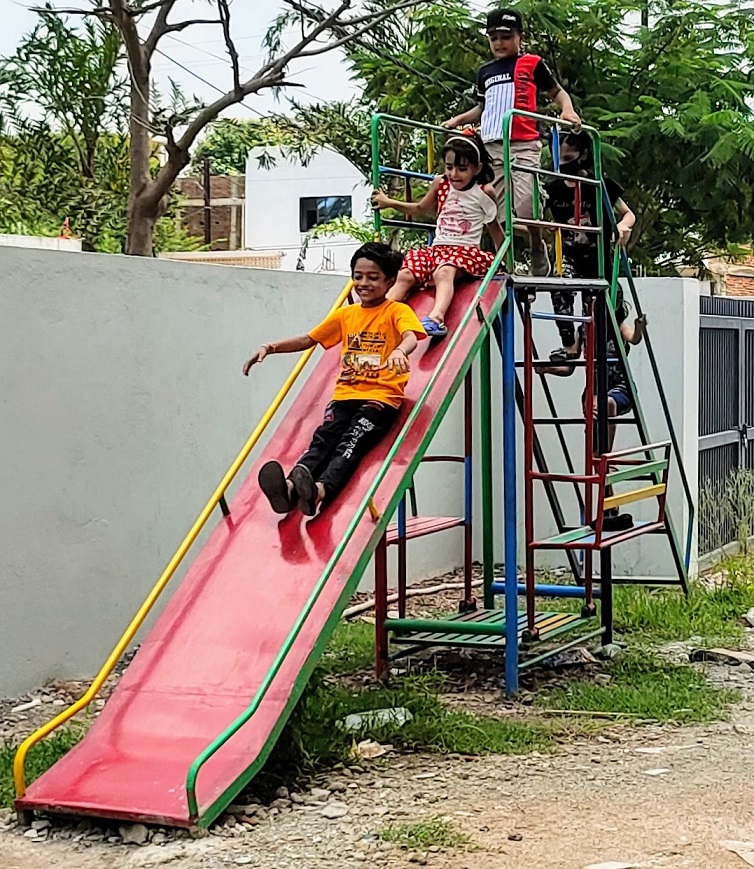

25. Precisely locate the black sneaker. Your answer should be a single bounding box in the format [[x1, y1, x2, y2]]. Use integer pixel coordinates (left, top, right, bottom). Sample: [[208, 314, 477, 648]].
[[290, 464, 318, 516], [603, 512, 634, 532], [258, 461, 294, 514]]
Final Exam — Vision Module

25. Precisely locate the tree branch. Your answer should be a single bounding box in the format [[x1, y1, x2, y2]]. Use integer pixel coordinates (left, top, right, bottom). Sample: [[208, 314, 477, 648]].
[[31, 5, 113, 21], [145, 0, 178, 55], [217, 0, 241, 95], [298, 8, 417, 57]]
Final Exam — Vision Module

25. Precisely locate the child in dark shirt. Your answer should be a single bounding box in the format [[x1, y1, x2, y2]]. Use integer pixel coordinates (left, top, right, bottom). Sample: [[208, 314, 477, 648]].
[[545, 130, 635, 361]]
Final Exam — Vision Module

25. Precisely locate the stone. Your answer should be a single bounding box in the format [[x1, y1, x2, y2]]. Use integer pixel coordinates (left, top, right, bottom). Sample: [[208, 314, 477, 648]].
[[31, 819, 50, 831], [508, 833, 523, 841], [309, 788, 331, 800], [24, 829, 39, 839], [151, 832, 168, 846], [274, 786, 290, 799], [321, 802, 349, 820], [234, 858, 254, 866], [120, 823, 150, 845]]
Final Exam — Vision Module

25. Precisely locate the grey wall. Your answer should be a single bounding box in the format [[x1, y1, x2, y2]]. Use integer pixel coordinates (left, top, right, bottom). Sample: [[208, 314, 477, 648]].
[[0, 249, 701, 696], [0, 249, 345, 696]]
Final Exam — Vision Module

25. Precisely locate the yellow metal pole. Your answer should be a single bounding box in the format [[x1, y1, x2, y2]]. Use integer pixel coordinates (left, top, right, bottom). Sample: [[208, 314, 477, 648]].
[[426, 131, 435, 175], [555, 229, 563, 276], [13, 280, 354, 798]]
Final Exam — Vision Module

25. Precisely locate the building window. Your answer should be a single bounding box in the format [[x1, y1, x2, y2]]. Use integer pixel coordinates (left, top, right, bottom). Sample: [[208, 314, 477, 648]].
[[299, 195, 352, 232]]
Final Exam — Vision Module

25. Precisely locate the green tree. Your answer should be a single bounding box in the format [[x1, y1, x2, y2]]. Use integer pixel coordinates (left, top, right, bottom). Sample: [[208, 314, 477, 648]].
[[346, 0, 754, 271], [30, 0, 425, 256]]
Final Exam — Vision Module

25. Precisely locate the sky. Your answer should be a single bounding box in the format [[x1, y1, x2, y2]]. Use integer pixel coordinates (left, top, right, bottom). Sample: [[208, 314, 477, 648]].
[[2, 0, 364, 120]]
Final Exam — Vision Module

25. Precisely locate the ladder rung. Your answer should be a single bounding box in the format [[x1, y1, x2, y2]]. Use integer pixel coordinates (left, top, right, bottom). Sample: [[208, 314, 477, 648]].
[[381, 218, 436, 232], [514, 217, 603, 234], [530, 311, 592, 323], [603, 483, 666, 511], [378, 165, 434, 182], [510, 163, 602, 186], [510, 276, 609, 293], [606, 460, 668, 485]]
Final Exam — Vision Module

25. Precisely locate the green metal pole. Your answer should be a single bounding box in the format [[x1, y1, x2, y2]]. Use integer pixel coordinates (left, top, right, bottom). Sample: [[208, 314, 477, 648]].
[[480, 331, 494, 609], [502, 111, 516, 274], [370, 113, 382, 241]]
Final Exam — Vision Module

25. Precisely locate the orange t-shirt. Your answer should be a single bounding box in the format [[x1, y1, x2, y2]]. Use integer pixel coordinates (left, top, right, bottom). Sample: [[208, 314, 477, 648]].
[[308, 300, 426, 408]]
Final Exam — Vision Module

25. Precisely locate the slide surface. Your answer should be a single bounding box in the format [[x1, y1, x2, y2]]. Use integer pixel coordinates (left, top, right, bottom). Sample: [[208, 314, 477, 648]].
[[16, 278, 503, 827]]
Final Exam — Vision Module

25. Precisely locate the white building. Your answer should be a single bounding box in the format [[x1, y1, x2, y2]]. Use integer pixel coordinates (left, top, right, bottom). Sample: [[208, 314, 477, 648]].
[[244, 146, 371, 274]]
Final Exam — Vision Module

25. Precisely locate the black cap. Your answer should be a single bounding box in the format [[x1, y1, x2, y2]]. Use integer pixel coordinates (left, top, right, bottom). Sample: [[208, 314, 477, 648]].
[[486, 8, 523, 33]]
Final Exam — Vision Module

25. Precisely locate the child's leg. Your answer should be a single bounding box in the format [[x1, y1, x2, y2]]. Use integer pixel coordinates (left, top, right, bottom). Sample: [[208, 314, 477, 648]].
[[293, 400, 356, 482], [427, 264, 458, 324], [511, 140, 549, 276], [551, 287, 577, 355], [387, 267, 419, 302], [315, 401, 400, 508]]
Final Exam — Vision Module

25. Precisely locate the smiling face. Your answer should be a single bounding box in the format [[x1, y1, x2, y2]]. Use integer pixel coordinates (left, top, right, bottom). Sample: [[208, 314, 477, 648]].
[[443, 150, 482, 190], [488, 29, 521, 58], [351, 257, 394, 307]]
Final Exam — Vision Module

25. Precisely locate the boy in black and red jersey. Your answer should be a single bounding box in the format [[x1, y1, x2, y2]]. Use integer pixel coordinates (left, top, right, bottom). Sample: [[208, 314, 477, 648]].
[[444, 8, 580, 276]]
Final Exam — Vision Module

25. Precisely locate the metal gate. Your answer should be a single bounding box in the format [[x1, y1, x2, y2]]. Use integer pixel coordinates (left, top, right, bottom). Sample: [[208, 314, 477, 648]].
[[698, 295, 754, 553]]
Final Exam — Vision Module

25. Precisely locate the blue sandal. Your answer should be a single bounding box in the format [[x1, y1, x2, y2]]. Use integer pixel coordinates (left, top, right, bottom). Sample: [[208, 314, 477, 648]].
[[421, 317, 448, 339]]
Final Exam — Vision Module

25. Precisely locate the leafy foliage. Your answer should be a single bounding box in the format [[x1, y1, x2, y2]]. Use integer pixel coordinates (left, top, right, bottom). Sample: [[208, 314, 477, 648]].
[[0, 11, 201, 253], [201, 0, 754, 271]]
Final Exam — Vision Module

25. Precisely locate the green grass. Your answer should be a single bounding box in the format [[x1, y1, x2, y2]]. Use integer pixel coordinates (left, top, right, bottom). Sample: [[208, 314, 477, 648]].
[[538, 651, 738, 722], [380, 816, 470, 850], [254, 669, 554, 794], [0, 728, 83, 809], [612, 563, 754, 646], [320, 620, 375, 675]]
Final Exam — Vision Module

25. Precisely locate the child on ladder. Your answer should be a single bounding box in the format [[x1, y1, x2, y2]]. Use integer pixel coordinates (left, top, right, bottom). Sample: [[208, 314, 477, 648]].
[[545, 130, 635, 361], [371, 131, 504, 339], [543, 287, 647, 529], [443, 7, 581, 277], [243, 243, 426, 517]]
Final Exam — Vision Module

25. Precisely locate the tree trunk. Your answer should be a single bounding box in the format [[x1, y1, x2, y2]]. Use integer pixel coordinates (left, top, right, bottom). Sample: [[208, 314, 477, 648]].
[[125, 57, 155, 256]]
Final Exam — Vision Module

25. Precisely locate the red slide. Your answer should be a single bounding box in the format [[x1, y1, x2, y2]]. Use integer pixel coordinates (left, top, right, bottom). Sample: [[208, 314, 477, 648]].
[[16, 278, 504, 828]]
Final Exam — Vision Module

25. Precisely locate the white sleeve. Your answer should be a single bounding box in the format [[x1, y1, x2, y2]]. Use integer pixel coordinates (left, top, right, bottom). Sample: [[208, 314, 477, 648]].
[[480, 189, 498, 223]]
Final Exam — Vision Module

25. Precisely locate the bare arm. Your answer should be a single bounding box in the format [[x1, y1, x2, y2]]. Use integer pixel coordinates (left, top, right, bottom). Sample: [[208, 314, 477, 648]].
[[620, 314, 647, 346], [443, 104, 483, 129], [243, 334, 316, 375], [614, 198, 636, 246], [548, 85, 581, 127], [481, 185, 504, 251], [386, 330, 420, 374], [372, 176, 442, 218]]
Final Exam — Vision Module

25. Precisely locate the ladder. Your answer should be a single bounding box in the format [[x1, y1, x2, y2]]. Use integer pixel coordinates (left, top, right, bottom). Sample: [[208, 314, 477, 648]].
[[368, 111, 692, 695]]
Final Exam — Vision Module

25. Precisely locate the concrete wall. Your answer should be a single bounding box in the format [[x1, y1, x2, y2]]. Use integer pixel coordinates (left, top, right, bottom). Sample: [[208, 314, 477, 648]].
[[0, 249, 701, 695], [516, 278, 700, 578]]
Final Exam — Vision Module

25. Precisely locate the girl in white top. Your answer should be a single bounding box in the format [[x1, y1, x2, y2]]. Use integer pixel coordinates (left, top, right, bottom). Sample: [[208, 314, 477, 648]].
[[372, 131, 504, 338]]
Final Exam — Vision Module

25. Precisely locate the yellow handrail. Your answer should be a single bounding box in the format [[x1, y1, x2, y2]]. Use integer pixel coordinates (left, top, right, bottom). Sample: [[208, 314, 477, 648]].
[[13, 280, 354, 798]]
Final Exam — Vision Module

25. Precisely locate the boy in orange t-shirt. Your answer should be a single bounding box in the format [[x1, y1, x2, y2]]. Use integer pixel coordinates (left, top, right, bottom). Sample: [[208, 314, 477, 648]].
[[243, 243, 427, 516]]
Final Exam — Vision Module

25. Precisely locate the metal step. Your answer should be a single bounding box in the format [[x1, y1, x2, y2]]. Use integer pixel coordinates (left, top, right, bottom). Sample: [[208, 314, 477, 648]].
[[510, 275, 609, 294]]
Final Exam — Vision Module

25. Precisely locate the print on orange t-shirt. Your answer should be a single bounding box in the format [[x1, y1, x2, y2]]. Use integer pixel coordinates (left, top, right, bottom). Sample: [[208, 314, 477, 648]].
[[308, 300, 426, 408]]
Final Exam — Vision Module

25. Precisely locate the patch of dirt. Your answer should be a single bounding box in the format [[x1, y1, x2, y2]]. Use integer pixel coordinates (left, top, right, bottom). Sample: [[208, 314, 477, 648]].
[[3, 580, 754, 869]]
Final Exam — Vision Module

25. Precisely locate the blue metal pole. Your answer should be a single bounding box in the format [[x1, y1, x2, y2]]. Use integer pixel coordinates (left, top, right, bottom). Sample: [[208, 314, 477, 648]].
[[494, 582, 603, 599], [501, 290, 519, 696]]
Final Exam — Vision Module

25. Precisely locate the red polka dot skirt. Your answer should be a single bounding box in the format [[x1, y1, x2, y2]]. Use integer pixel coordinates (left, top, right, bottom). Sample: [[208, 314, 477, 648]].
[[402, 245, 496, 284]]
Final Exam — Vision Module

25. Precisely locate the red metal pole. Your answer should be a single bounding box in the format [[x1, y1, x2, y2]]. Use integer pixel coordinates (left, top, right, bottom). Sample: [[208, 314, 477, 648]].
[[523, 300, 537, 637], [583, 297, 595, 610]]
